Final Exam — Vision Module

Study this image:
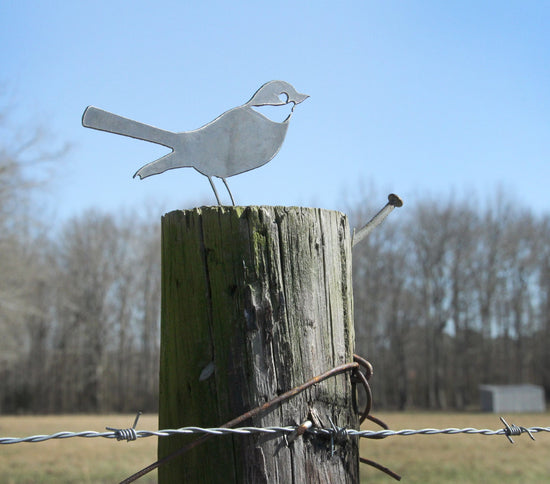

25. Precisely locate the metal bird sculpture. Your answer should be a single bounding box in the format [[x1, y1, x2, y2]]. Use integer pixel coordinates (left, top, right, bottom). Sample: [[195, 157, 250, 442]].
[[82, 80, 308, 205]]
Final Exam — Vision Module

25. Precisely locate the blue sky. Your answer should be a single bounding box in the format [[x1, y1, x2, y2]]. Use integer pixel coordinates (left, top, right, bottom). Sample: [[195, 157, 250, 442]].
[[1, 1, 549, 220]]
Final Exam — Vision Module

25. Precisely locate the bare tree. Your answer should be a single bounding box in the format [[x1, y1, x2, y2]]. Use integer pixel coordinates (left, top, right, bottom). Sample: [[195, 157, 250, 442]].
[[48, 210, 161, 413], [0, 95, 66, 412], [408, 200, 457, 409]]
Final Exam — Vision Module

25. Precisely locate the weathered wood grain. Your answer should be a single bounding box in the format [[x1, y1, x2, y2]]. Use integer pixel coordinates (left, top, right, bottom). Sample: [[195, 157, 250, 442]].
[[159, 206, 358, 483]]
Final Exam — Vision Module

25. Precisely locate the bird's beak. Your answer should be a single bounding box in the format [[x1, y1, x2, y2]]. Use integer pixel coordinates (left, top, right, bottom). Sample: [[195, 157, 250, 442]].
[[293, 92, 309, 104]]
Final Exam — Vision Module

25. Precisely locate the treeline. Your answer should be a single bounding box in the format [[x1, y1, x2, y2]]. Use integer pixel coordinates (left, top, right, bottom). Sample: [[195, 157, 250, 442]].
[[3, 192, 550, 413], [0, 209, 161, 413], [351, 193, 550, 410]]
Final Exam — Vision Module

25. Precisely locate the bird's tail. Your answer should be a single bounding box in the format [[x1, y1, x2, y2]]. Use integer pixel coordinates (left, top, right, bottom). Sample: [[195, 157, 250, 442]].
[[82, 106, 177, 149]]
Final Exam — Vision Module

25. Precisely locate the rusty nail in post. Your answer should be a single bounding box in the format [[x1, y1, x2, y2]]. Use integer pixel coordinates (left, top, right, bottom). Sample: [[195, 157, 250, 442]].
[[352, 193, 403, 247], [286, 420, 312, 445]]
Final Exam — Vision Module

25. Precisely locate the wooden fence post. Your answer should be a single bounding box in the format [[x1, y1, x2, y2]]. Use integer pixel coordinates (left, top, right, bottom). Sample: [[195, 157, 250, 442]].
[[158, 206, 358, 482]]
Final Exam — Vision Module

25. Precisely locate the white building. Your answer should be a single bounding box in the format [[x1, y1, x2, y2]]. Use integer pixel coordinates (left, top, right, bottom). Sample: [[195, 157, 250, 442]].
[[479, 384, 546, 413]]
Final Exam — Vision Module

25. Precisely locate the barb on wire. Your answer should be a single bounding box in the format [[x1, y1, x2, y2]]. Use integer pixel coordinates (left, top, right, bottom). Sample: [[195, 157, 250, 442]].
[[500, 416, 536, 444], [106, 412, 142, 442], [328, 416, 348, 457]]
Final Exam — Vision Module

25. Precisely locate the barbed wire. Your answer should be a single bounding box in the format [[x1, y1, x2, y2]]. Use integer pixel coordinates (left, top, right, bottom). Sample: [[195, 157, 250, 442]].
[[1, 419, 546, 445]]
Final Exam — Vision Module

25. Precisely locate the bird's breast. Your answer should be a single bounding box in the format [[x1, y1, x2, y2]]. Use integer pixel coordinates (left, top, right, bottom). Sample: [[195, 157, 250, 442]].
[[180, 107, 289, 178]]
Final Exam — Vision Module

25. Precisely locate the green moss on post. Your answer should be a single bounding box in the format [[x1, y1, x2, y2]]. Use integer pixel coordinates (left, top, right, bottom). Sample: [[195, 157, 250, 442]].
[[159, 206, 358, 483]]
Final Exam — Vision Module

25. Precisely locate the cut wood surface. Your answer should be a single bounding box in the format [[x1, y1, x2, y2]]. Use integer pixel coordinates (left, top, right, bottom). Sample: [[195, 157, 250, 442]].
[[159, 206, 358, 483]]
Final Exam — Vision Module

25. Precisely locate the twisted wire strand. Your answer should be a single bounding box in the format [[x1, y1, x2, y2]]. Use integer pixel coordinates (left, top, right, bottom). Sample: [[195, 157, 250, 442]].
[[2, 424, 549, 445], [0, 427, 296, 444]]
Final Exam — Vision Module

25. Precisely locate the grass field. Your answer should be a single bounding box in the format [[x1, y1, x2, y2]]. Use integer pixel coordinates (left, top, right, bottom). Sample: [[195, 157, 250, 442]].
[[0, 412, 548, 483], [361, 412, 550, 483], [0, 414, 158, 484]]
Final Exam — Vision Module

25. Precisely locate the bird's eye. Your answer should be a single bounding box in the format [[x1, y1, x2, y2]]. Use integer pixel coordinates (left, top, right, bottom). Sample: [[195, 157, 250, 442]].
[[278, 93, 289, 103]]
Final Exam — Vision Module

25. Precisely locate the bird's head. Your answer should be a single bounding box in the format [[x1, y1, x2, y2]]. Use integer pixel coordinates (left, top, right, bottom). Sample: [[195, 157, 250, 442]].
[[246, 81, 309, 108]]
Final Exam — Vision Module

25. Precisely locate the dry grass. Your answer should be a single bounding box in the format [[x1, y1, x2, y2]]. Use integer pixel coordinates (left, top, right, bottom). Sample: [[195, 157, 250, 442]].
[[0, 414, 158, 483], [360, 412, 550, 483], [0, 412, 548, 482]]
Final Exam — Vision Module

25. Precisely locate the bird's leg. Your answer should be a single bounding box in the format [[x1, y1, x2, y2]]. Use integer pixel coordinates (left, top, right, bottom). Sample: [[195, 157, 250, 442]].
[[208, 176, 222, 206], [222, 178, 236, 206]]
